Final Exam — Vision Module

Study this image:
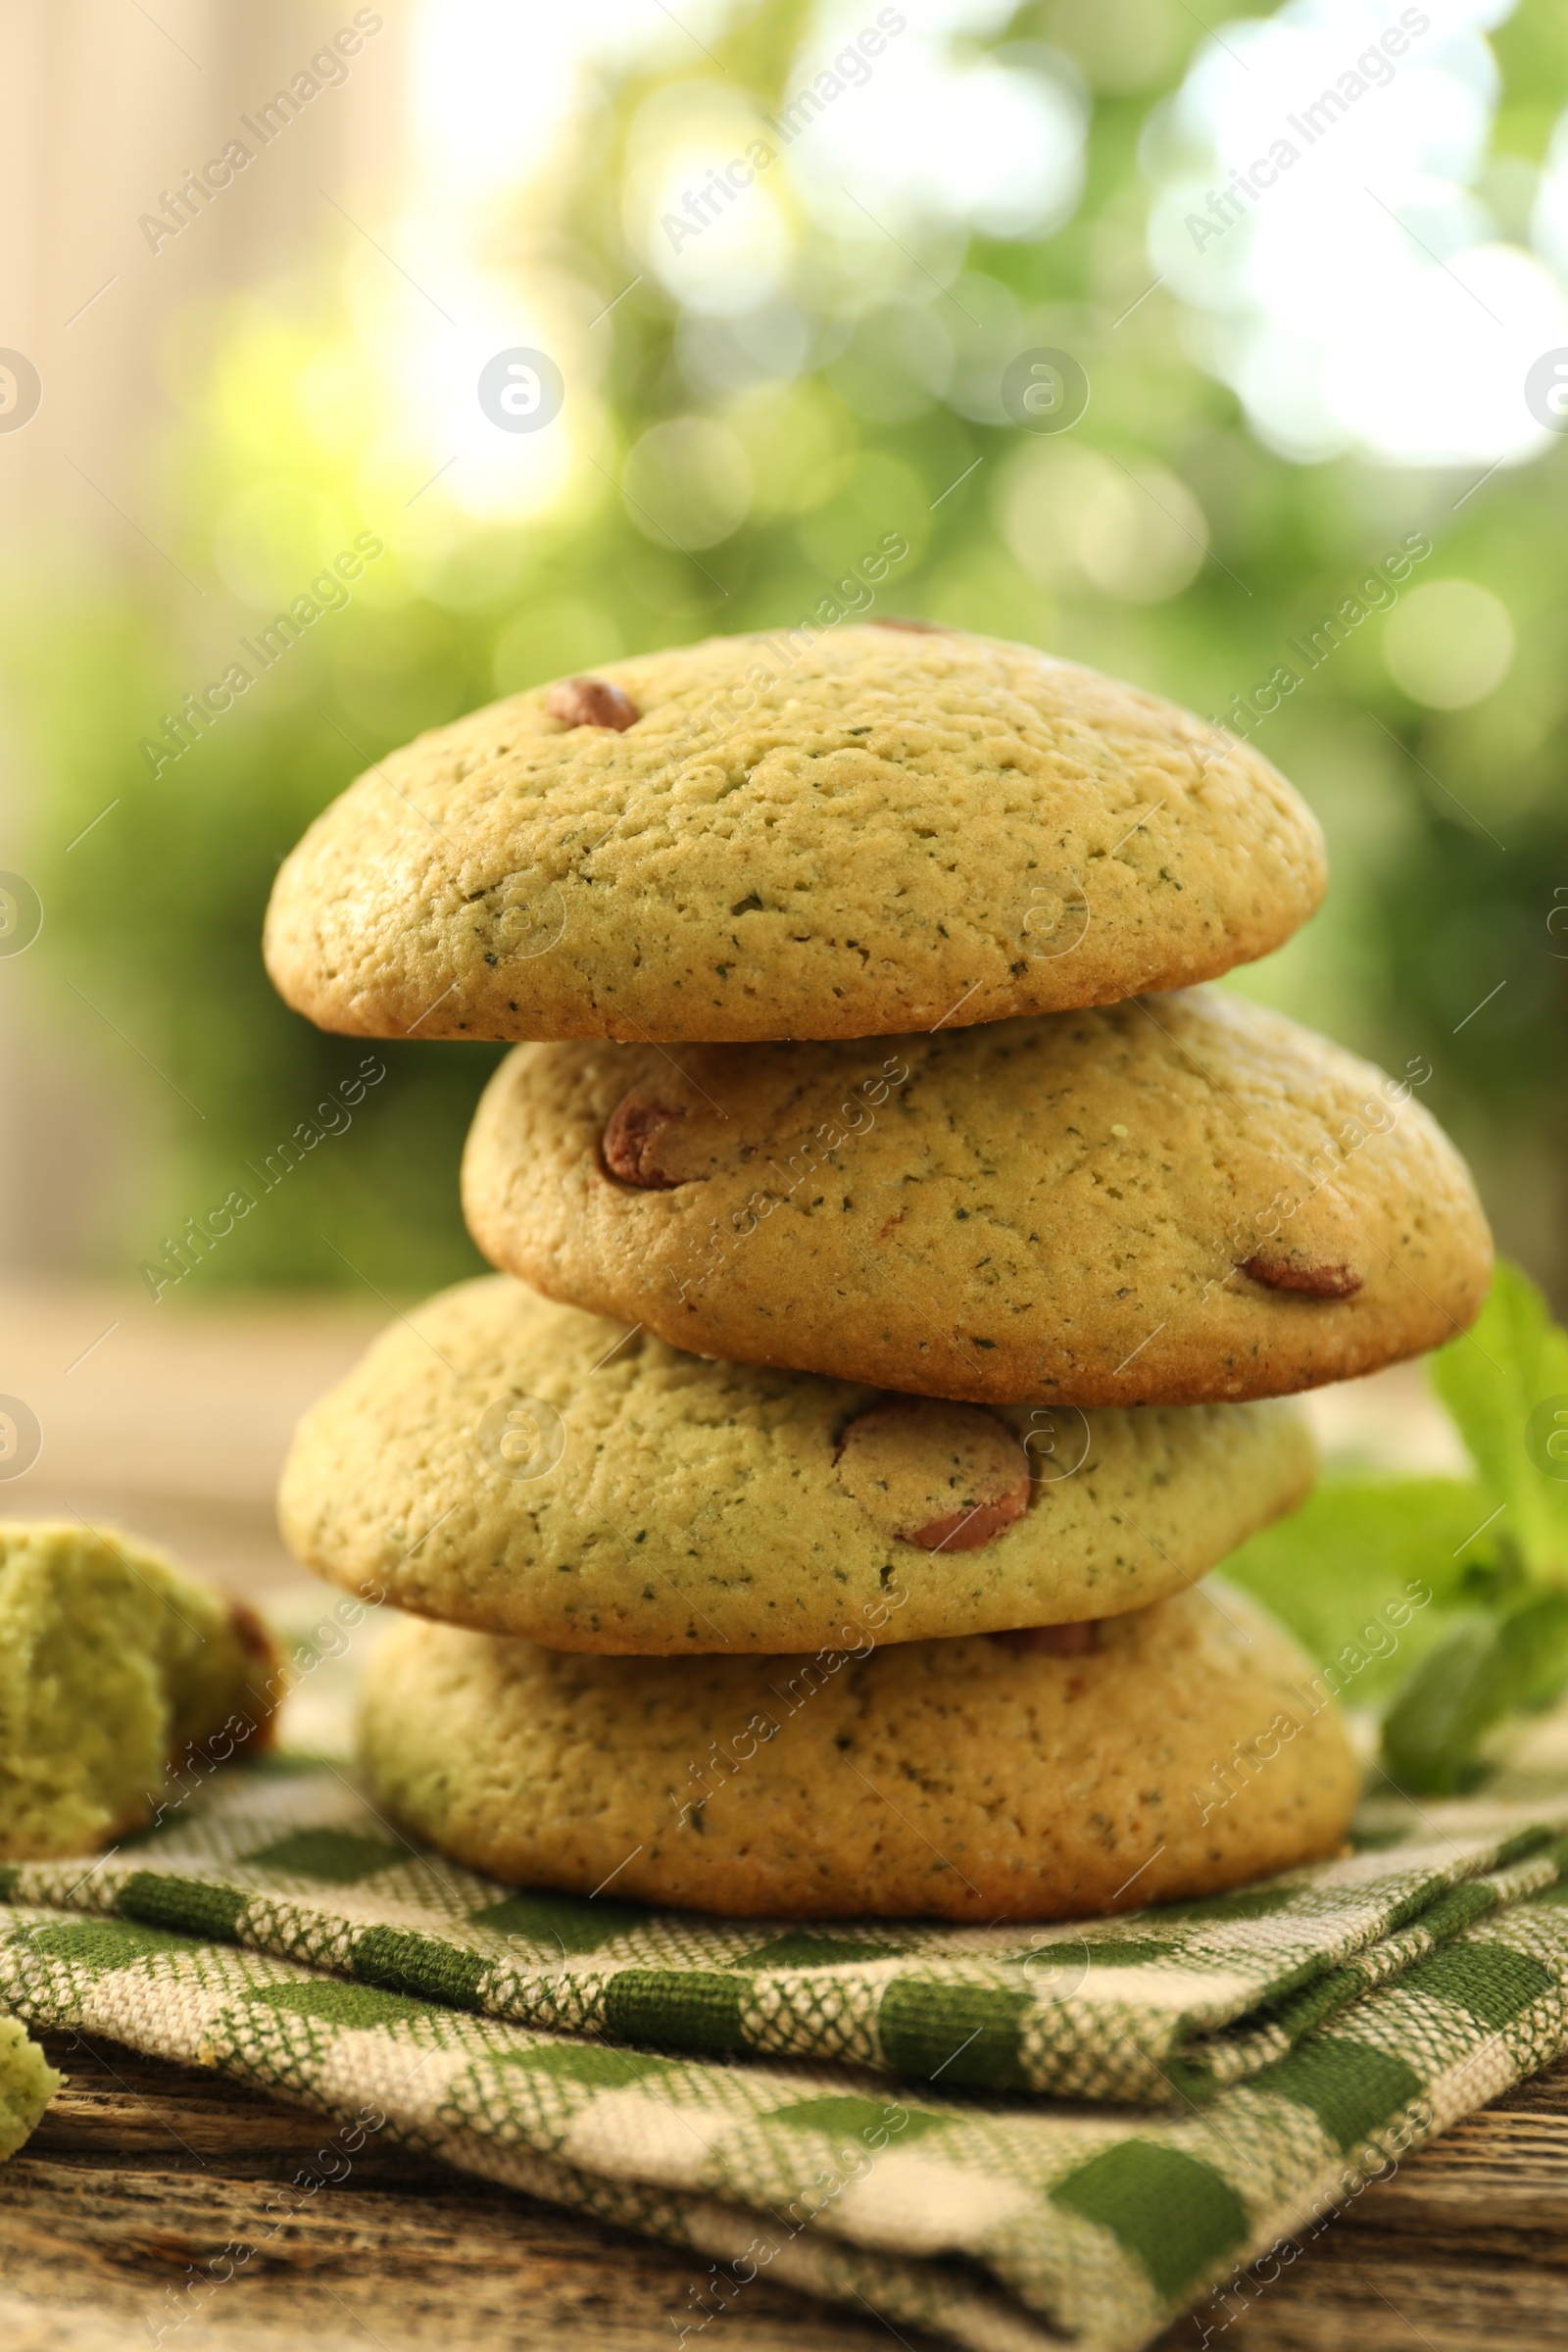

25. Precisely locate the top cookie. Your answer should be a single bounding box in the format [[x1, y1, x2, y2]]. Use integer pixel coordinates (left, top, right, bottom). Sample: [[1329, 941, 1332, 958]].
[[263, 624, 1326, 1044]]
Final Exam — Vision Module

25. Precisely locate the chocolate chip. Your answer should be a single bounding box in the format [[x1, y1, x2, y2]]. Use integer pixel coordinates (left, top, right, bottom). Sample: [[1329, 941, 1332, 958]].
[[906, 1490, 1029, 1551], [989, 1622, 1101, 1656], [602, 1094, 689, 1188], [834, 1397, 1031, 1553], [1241, 1254, 1363, 1299], [544, 676, 639, 731], [868, 617, 947, 633]]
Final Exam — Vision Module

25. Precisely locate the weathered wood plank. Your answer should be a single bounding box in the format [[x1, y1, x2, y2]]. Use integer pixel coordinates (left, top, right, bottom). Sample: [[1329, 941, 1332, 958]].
[[9, 2025, 1568, 2348], [0, 2034, 904, 2351]]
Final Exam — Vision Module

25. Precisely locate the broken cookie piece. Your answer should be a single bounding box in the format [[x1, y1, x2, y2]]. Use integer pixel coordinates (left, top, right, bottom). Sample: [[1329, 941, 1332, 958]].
[[0, 1522, 282, 1860]]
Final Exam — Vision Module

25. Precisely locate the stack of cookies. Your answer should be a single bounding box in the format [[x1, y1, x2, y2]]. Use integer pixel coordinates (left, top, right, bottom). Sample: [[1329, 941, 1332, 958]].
[[265, 623, 1492, 1922]]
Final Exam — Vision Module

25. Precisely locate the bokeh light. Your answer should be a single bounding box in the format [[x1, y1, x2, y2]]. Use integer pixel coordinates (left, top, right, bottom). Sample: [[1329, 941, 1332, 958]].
[[1384, 575, 1517, 703], [6, 0, 1567, 1308], [1148, 0, 1568, 464]]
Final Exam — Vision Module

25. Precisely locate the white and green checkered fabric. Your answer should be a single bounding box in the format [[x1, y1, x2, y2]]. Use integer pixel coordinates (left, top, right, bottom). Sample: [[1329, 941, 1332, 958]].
[[6, 1758, 1568, 2103], [5, 1757, 1568, 2351]]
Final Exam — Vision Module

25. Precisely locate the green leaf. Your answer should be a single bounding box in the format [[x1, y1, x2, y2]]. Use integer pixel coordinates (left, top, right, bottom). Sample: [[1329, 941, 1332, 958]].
[[1428, 1260, 1568, 1581], [1222, 1477, 1493, 1700], [1380, 1592, 1568, 1795]]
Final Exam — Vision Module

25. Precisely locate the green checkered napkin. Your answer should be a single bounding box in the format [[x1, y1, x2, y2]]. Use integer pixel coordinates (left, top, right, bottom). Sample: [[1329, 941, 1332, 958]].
[[4, 1760, 1567, 2105], [5, 1763, 1568, 2352]]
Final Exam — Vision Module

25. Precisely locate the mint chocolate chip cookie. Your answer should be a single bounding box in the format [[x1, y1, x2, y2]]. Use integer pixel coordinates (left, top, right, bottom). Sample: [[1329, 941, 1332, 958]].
[[277, 1275, 1315, 1653], [356, 1583, 1359, 1920], [463, 988, 1491, 1406], [263, 624, 1325, 1045]]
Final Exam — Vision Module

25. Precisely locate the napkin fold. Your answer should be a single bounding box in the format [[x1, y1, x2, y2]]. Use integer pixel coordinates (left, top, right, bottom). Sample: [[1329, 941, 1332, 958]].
[[4, 1757, 1568, 2352]]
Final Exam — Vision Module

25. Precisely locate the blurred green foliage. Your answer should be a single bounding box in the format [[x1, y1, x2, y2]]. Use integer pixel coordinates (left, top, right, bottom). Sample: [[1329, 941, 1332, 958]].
[[14, 0, 1568, 1298], [1225, 1261, 1568, 1789]]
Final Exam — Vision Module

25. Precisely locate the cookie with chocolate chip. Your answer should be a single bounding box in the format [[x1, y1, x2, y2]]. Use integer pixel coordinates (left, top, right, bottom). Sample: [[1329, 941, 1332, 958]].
[[276, 1275, 1316, 1653], [462, 986, 1492, 1407], [356, 1581, 1361, 1919], [262, 622, 1326, 1044]]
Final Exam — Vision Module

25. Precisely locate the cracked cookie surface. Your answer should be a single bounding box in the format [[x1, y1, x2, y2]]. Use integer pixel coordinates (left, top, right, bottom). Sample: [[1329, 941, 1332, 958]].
[[277, 1276, 1317, 1653], [463, 987, 1492, 1405], [263, 624, 1326, 1044]]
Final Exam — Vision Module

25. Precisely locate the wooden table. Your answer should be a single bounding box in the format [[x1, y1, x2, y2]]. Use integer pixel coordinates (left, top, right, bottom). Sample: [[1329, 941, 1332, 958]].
[[0, 1284, 1560, 2347], [3, 2032, 1567, 2351]]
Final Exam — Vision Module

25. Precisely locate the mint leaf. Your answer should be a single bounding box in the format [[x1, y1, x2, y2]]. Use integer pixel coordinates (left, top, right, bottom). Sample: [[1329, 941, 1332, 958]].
[[1225, 1259, 1568, 1783], [1380, 1592, 1568, 1794], [1428, 1260, 1568, 1581], [1222, 1477, 1490, 1700]]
